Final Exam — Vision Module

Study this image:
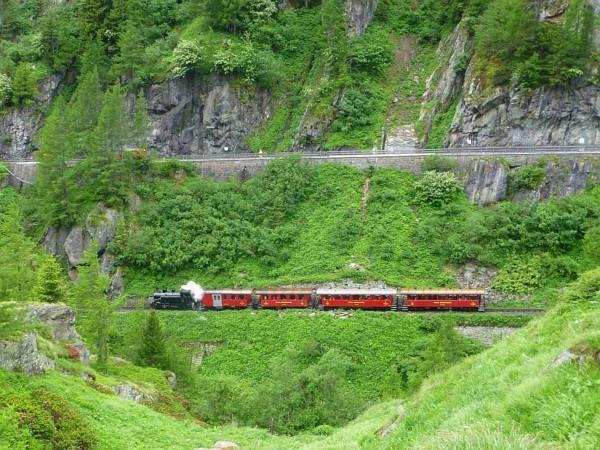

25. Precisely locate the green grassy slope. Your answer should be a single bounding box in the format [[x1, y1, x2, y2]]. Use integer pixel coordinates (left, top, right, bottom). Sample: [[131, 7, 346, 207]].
[[378, 276, 600, 449]]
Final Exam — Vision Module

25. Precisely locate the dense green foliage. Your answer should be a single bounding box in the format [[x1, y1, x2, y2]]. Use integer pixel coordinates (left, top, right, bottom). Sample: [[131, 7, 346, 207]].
[[475, 0, 595, 88], [111, 309, 494, 432], [109, 158, 599, 300]]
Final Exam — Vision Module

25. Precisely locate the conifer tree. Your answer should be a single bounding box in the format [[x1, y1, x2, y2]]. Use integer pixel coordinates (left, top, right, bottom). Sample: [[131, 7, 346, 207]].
[[137, 311, 169, 369], [131, 89, 150, 148], [66, 68, 103, 156], [72, 242, 113, 373], [0, 200, 38, 302], [36, 96, 76, 224], [115, 20, 146, 85], [82, 84, 129, 206], [32, 256, 66, 303]]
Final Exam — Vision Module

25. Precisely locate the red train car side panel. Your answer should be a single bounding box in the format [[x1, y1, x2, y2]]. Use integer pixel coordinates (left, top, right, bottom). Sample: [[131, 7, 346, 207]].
[[316, 289, 397, 309], [401, 289, 484, 310], [202, 290, 252, 309], [320, 294, 394, 309], [258, 291, 312, 308]]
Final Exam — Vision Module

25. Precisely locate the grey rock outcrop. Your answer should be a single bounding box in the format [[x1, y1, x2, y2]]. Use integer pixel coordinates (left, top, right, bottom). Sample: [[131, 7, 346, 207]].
[[43, 204, 123, 272], [420, 20, 473, 145], [455, 263, 497, 289], [460, 158, 597, 205], [147, 75, 272, 156], [447, 79, 600, 148], [462, 159, 508, 205], [0, 333, 55, 375], [26, 303, 90, 364], [346, 0, 378, 36], [0, 74, 63, 159], [112, 384, 157, 403], [511, 159, 596, 201]]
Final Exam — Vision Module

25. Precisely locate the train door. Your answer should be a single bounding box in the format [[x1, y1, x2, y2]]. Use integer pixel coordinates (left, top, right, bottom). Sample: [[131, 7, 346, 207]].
[[213, 293, 223, 309]]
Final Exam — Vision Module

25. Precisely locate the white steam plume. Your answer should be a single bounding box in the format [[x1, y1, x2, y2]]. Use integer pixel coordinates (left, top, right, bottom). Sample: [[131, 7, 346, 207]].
[[181, 281, 204, 302]]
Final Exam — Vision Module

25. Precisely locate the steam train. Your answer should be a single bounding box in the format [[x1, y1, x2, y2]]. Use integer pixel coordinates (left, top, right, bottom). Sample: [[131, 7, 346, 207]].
[[150, 287, 486, 312]]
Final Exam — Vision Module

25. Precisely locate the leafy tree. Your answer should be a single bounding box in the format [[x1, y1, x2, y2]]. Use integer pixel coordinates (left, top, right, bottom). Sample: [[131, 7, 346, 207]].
[[414, 171, 463, 207], [171, 40, 203, 78], [32, 256, 66, 304], [136, 311, 169, 369], [114, 20, 146, 84], [255, 344, 359, 433], [396, 319, 483, 392], [72, 243, 113, 373]]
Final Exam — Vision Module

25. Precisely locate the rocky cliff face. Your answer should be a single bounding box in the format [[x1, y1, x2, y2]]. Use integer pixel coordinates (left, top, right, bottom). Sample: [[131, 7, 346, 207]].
[[460, 157, 599, 205], [147, 75, 272, 156], [43, 203, 123, 296], [441, 0, 600, 148], [0, 74, 63, 159], [447, 78, 600, 147], [346, 0, 378, 36]]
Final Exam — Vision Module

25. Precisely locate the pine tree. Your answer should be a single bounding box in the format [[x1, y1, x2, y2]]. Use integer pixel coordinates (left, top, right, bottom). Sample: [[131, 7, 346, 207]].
[[114, 20, 146, 85], [0, 200, 38, 302], [137, 311, 169, 369], [36, 96, 76, 224], [32, 256, 66, 303], [131, 89, 149, 149], [66, 68, 103, 157], [72, 242, 113, 373], [82, 84, 129, 206]]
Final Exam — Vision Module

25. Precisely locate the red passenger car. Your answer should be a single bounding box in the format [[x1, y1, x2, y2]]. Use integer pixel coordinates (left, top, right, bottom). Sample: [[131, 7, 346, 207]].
[[257, 289, 314, 308], [202, 289, 253, 310], [316, 288, 397, 310], [399, 289, 485, 311]]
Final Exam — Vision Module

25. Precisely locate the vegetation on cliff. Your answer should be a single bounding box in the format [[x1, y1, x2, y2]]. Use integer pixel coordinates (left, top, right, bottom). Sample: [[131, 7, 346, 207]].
[[0, 0, 596, 149]]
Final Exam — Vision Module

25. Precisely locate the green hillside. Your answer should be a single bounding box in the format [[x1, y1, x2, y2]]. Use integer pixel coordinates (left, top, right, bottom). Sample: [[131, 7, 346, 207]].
[[1, 270, 597, 449]]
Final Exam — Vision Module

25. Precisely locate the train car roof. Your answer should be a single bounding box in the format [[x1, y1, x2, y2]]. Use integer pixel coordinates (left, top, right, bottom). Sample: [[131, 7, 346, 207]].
[[256, 289, 314, 294], [400, 289, 485, 295], [204, 289, 254, 294], [316, 288, 397, 295]]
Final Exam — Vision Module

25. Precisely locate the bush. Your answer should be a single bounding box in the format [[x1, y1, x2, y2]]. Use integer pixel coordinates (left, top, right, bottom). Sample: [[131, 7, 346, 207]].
[[0, 73, 12, 108], [413, 171, 463, 207], [171, 40, 202, 78], [7, 390, 97, 449], [493, 257, 543, 295], [350, 26, 393, 75], [508, 164, 545, 192], [421, 155, 457, 173]]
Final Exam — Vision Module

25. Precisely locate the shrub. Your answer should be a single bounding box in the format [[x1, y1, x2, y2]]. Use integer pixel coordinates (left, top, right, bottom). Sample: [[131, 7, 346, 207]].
[[421, 155, 457, 173], [350, 26, 393, 75], [9, 390, 97, 449], [508, 164, 545, 192], [0, 73, 12, 108], [171, 40, 202, 78], [413, 171, 463, 207], [493, 257, 543, 295]]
